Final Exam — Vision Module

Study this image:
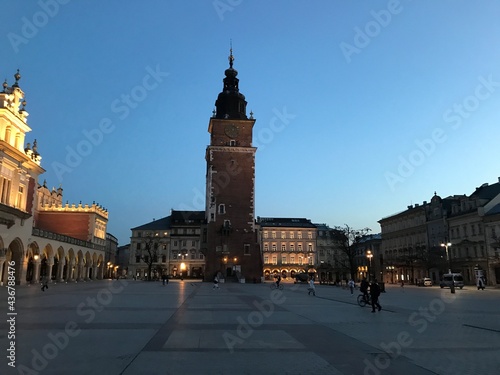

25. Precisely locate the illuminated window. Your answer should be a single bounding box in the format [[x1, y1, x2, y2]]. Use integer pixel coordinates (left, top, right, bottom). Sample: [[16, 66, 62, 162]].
[[0, 177, 12, 205], [15, 185, 24, 209], [281, 244, 286, 251]]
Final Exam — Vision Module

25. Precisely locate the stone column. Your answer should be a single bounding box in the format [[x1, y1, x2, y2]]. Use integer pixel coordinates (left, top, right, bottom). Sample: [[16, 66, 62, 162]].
[[66, 259, 74, 282], [46, 259, 54, 283], [57, 258, 66, 282], [98, 263, 104, 280], [0, 248, 6, 286], [32, 258, 41, 284], [77, 260, 84, 281]]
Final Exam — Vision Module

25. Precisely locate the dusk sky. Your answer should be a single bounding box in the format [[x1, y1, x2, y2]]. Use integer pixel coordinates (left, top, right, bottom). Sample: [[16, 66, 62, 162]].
[[2, 1, 500, 246]]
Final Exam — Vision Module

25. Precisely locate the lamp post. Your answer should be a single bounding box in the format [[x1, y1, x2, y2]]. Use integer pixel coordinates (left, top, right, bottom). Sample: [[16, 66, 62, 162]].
[[366, 250, 373, 281], [440, 242, 455, 294]]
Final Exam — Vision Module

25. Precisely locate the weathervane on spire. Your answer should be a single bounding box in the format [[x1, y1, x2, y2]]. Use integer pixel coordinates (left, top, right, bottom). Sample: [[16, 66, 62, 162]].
[[229, 39, 234, 68]]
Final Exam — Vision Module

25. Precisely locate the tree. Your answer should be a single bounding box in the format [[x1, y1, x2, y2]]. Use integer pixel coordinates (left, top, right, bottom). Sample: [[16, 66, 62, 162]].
[[331, 225, 371, 280], [138, 235, 160, 281]]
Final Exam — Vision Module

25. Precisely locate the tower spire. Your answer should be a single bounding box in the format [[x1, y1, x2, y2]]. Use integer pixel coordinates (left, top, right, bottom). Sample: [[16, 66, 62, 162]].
[[229, 40, 234, 68], [214, 45, 247, 119]]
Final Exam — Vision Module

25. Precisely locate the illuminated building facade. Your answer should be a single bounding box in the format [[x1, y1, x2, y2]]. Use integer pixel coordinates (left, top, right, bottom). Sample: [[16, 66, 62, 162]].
[[0, 70, 108, 285]]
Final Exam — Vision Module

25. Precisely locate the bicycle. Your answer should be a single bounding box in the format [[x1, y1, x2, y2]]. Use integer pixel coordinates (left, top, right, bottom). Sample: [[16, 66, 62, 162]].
[[357, 294, 371, 307], [270, 283, 283, 290]]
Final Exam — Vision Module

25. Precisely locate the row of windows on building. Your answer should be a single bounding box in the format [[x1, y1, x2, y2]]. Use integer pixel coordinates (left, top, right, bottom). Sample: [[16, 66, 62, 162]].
[[263, 254, 314, 265], [135, 240, 199, 250], [263, 243, 314, 252], [263, 231, 314, 239], [384, 246, 487, 259], [135, 228, 200, 238], [135, 251, 205, 263]]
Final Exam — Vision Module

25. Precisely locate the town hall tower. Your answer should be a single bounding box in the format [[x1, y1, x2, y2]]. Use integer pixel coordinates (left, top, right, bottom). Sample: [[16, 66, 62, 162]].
[[204, 50, 261, 282]]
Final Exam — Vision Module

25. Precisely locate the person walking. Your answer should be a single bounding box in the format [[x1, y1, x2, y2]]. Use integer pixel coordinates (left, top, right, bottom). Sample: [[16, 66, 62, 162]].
[[477, 277, 485, 290], [41, 275, 49, 292], [213, 275, 219, 289], [360, 278, 369, 302], [348, 278, 355, 295], [308, 277, 316, 296], [370, 280, 382, 313]]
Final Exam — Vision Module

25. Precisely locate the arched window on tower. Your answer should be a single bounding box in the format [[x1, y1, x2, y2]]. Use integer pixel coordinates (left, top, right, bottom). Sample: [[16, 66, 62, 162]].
[[218, 204, 225, 214]]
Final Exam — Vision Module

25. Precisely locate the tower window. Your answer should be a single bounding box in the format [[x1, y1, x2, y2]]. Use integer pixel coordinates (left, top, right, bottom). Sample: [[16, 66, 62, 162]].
[[218, 204, 226, 214], [229, 140, 236, 146]]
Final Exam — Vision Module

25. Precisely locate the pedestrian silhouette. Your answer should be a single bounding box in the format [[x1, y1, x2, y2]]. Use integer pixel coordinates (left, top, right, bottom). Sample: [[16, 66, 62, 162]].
[[370, 280, 382, 313], [41, 276, 49, 292]]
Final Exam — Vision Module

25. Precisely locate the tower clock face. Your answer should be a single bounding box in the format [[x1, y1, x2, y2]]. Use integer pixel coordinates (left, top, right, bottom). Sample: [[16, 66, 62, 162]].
[[224, 124, 239, 138]]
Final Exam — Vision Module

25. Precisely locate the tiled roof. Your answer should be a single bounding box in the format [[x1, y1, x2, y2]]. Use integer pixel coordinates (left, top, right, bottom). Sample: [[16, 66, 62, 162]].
[[171, 210, 205, 224], [130, 216, 171, 231], [257, 217, 316, 228]]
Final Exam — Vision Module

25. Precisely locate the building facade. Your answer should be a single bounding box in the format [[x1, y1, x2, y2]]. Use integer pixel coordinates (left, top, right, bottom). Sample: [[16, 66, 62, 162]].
[[128, 210, 205, 280], [203, 50, 261, 282], [258, 217, 317, 280], [0, 70, 109, 286], [379, 180, 500, 286]]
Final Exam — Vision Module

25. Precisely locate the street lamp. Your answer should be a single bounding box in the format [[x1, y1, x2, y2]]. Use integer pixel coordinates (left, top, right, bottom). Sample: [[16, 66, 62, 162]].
[[440, 242, 455, 294], [366, 250, 373, 281]]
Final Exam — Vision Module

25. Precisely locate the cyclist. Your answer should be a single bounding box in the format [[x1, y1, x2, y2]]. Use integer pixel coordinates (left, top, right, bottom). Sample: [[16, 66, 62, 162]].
[[360, 278, 369, 303]]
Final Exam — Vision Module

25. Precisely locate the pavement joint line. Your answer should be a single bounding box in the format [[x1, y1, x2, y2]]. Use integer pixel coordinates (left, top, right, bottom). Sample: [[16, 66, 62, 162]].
[[462, 324, 500, 333]]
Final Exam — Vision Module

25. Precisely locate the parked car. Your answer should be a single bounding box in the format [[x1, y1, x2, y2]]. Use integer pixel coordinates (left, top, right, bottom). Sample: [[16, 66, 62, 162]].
[[417, 277, 432, 286], [439, 273, 464, 289]]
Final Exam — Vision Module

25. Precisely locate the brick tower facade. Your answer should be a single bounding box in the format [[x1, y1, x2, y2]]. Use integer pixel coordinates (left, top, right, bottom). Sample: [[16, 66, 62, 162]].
[[204, 50, 262, 282]]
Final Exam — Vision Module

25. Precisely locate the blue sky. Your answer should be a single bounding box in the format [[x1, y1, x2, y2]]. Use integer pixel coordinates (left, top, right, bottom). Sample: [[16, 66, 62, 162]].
[[2, 0, 500, 245]]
